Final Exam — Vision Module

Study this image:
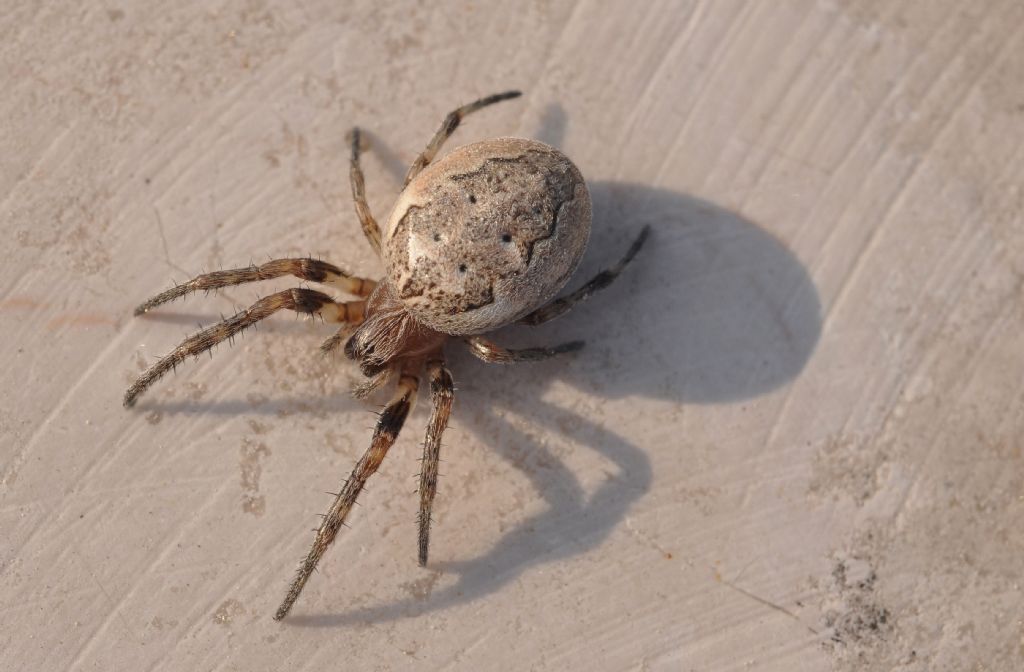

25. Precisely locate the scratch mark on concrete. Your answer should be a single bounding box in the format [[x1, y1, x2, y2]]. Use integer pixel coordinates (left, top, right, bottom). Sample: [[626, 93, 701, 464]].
[[717, 573, 819, 636]]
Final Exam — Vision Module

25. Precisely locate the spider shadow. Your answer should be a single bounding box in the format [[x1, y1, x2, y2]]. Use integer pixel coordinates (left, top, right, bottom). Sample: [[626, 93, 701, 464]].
[[521, 181, 823, 404], [288, 180, 822, 626], [131, 104, 820, 624]]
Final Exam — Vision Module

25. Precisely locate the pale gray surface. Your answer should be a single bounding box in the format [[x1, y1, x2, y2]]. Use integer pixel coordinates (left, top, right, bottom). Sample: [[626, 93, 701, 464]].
[[2, 1, 1023, 670]]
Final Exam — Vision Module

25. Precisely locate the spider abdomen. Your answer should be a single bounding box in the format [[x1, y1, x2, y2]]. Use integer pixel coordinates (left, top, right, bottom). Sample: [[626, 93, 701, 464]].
[[383, 137, 591, 335]]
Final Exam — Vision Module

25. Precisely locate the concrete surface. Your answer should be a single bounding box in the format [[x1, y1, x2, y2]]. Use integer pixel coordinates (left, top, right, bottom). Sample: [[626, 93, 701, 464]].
[[2, 1, 1023, 670]]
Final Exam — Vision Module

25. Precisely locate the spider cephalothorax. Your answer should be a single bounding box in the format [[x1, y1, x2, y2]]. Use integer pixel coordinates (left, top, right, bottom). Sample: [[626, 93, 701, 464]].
[[342, 281, 445, 378], [123, 91, 649, 619]]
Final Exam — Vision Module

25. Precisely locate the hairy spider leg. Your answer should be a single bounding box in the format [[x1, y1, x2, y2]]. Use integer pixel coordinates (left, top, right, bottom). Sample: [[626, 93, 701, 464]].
[[133, 258, 375, 316], [519, 225, 651, 327], [123, 289, 364, 407], [274, 361, 421, 620], [403, 90, 522, 188], [349, 127, 383, 256], [418, 354, 454, 566]]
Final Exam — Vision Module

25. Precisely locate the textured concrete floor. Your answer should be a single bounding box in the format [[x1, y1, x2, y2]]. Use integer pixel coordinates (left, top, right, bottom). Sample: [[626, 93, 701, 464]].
[[2, 1, 1023, 670]]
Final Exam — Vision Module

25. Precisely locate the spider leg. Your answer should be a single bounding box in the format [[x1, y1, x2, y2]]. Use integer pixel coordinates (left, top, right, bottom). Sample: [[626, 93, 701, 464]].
[[349, 127, 383, 256], [519, 225, 651, 327], [403, 90, 522, 188], [418, 354, 453, 566], [274, 361, 421, 620], [123, 289, 361, 407], [464, 335, 584, 364], [133, 258, 375, 315]]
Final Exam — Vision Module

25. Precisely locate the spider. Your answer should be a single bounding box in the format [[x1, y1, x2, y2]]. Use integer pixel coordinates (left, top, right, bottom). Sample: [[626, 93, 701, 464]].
[[123, 91, 649, 619]]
